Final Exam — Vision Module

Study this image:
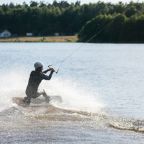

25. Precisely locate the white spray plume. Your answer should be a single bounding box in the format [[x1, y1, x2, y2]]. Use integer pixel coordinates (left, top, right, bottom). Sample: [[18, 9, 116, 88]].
[[0, 71, 104, 113], [41, 77, 104, 113]]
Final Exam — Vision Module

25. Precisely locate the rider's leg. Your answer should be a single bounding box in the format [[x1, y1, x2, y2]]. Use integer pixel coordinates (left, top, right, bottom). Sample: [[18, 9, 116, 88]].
[[33, 91, 50, 102], [41, 90, 50, 102]]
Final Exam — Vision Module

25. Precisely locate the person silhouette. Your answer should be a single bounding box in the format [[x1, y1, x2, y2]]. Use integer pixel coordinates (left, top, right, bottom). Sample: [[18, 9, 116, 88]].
[[23, 62, 55, 105]]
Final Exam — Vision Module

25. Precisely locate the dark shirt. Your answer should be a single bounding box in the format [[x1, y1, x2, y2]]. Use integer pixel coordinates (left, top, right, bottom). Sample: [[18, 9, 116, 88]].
[[26, 70, 53, 96]]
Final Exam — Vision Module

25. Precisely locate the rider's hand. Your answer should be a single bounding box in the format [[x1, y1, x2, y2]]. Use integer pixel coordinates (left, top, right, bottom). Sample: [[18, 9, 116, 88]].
[[49, 68, 55, 72]]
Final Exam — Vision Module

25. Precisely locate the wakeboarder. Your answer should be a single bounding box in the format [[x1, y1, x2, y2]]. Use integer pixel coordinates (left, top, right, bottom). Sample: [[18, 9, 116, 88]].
[[23, 62, 55, 105]]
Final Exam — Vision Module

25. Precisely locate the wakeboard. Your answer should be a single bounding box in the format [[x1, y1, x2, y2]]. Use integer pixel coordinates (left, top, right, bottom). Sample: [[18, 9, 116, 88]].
[[12, 97, 28, 107], [12, 96, 62, 107]]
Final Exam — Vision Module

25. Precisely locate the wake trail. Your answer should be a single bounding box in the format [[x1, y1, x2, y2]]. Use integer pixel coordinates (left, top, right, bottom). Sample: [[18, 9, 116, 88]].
[[2, 71, 143, 133]]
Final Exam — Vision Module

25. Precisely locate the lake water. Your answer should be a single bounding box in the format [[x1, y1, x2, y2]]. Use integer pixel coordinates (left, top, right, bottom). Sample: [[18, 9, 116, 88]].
[[0, 43, 144, 143]]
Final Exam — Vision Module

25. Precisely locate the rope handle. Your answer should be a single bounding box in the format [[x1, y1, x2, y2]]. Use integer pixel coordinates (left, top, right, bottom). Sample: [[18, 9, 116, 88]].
[[48, 65, 59, 74]]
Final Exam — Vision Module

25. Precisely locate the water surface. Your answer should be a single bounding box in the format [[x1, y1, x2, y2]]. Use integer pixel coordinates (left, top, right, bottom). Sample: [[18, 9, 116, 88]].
[[0, 43, 144, 143]]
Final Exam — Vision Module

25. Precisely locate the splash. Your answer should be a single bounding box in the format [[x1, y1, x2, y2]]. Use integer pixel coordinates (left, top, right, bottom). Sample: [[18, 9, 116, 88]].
[[41, 77, 104, 113], [0, 71, 27, 111], [2, 70, 144, 133], [0, 71, 104, 113]]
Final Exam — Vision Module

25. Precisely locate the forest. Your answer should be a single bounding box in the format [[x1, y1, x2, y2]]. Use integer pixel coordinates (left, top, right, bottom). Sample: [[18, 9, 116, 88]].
[[79, 14, 144, 43], [0, 1, 144, 42]]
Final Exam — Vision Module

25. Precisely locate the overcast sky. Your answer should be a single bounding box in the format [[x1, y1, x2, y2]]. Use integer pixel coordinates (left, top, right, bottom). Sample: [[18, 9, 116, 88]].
[[0, 0, 142, 5]]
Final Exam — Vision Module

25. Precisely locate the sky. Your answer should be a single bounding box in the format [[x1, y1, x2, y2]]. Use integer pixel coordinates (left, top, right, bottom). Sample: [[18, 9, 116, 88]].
[[0, 0, 142, 5]]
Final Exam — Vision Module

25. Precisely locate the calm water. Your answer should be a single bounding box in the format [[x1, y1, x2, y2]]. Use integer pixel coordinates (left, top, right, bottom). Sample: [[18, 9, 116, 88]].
[[0, 43, 144, 143]]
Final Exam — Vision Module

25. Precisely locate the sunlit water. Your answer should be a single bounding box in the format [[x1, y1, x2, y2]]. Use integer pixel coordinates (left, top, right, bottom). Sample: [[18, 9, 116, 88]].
[[0, 43, 144, 143]]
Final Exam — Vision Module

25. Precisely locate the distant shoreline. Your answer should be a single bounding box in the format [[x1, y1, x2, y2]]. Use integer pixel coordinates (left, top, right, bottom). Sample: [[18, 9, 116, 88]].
[[0, 36, 78, 42]]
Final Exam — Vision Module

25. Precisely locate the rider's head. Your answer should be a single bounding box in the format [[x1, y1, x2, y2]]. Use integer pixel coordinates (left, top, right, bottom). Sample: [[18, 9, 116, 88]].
[[34, 62, 43, 72]]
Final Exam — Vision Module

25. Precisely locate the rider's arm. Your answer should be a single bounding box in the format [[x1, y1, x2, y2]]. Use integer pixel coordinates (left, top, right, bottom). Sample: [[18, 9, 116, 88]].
[[41, 70, 54, 80], [43, 69, 51, 74]]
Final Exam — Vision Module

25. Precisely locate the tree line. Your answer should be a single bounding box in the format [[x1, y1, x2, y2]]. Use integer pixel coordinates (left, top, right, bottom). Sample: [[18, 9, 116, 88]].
[[0, 1, 144, 42], [79, 14, 144, 43]]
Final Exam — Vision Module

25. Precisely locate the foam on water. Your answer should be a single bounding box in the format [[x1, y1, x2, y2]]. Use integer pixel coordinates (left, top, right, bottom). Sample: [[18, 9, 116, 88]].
[[108, 117, 144, 133]]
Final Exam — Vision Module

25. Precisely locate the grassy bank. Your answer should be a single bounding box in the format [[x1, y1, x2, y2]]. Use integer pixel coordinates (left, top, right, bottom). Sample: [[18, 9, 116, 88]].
[[0, 36, 78, 42]]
